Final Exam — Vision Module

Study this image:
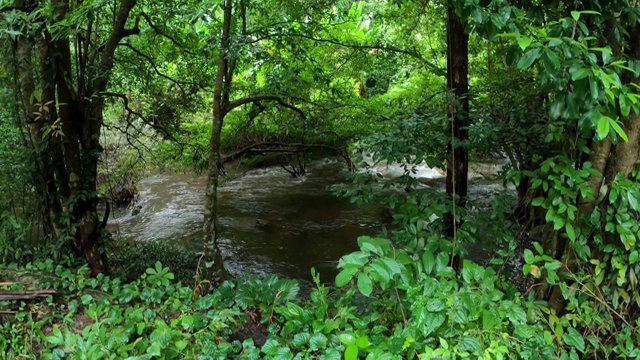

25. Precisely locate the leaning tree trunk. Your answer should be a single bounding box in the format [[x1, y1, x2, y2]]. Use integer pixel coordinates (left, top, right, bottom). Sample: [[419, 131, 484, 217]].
[[444, 4, 469, 268], [11, 0, 137, 275]]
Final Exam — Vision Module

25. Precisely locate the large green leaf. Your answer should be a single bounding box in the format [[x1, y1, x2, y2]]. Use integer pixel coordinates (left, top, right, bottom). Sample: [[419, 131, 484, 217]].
[[335, 266, 359, 287], [517, 48, 541, 70], [357, 272, 373, 296], [562, 327, 585, 352]]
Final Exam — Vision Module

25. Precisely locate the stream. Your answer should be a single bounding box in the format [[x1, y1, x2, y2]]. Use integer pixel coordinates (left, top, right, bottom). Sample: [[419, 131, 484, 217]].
[[108, 158, 512, 282]]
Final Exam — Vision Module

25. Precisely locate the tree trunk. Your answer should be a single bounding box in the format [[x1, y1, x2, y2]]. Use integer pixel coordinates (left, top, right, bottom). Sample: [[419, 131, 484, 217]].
[[203, 0, 234, 285], [444, 4, 469, 267], [545, 23, 640, 315], [11, 0, 137, 275]]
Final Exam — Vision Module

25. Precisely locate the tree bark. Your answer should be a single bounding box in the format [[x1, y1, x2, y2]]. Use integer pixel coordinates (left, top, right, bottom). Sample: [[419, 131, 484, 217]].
[[12, 0, 137, 275], [444, 5, 469, 266]]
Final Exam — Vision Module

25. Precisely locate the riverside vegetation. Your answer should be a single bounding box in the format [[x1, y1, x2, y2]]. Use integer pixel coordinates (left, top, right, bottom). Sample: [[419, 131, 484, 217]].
[[1, 0, 640, 359]]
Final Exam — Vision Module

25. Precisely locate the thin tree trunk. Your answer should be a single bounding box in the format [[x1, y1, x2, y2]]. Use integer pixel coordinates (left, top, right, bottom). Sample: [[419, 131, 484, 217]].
[[444, 4, 469, 269], [203, 0, 234, 285]]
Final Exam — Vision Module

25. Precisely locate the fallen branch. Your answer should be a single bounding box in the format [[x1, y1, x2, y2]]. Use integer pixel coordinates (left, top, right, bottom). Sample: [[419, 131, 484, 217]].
[[0, 289, 56, 301]]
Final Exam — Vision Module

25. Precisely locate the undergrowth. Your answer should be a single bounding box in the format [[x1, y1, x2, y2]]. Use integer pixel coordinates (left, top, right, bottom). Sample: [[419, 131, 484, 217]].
[[3, 235, 632, 359]]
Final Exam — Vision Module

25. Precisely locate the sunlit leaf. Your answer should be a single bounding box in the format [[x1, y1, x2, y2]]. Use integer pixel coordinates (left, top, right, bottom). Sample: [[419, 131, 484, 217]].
[[596, 115, 610, 140]]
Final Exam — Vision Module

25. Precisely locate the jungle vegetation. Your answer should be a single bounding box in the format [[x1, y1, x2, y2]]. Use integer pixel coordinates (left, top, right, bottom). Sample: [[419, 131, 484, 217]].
[[0, 0, 640, 358]]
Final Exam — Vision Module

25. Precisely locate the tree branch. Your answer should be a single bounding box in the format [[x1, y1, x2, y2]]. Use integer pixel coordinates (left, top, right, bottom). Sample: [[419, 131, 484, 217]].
[[254, 32, 445, 75], [98, 91, 180, 142], [92, 0, 138, 93], [138, 12, 196, 54], [117, 43, 189, 95], [227, 94, 307, 118], [222, 141, 342, 163]]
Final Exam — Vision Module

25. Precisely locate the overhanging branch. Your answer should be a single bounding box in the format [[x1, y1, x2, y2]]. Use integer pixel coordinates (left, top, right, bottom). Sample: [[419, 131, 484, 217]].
[[98, 91, 179, 143], [117, 43, 189, 94], [254, 32, 444, 75], [227, 94, 307, 118], [222, 142, 342, 163]]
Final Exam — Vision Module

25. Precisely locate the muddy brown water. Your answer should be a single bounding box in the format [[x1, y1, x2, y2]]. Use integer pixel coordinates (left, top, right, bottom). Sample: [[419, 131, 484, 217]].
[[109, 160, 386, 282], [108, 158, 512, 283]]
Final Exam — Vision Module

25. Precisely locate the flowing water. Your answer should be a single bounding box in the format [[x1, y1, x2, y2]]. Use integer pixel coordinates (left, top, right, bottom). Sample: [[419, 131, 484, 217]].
[[108, 158, 512, 282], [109, 159, 387, 282]]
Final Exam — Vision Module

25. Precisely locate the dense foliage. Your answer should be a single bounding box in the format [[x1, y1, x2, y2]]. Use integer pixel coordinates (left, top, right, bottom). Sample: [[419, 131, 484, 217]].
[[0, 256, 620, 359], [1, 0, 640, 358]]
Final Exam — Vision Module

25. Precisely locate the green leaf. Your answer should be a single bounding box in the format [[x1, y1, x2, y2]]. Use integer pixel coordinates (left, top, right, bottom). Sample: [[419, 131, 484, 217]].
[[517, 48, 540, 70], [345, 344, 358, 360], [457, 336, 482, 353], [426, 298, 446, 312], [81, 294, 93, 305], [533, 242, 544, 254], [523, 249, 534, 264], [147, 343, 161, 356], [274, 347, 293, 360], [369, 259, 391, 283], [435, 252, 449, 272], [571, 68, 591, 81], [596, 115, 610, 140], [562, 327, 585, 352], [423, 312, 445, 336], [356, 336, 370, 349], [381, 258, 402, 276], [565, 222, 575, 241], [422, 250, 435, 274], [357, 272, 373, 296], [553, 217, 565, 230], [471, 7, 483, 24], [174, 340, 188, 351], [517, 37, 531, 51], [571, 11, 580, 20], [309, 333, 328, 351], [339, 253, 370, 267], [149, 323, 172, 349], [285, 302, 305, 318], [628, 191, 639, 211], [181, 314, 194, 329], [338, 333, 356, 346], [262, 338, 279, 355], [544, 48, 561, 69], [589, 77, 599, 100], [320, 348, 341, 360], [545, 261, 562, 271], [507, 306, 527, 324], [293, 333, 310, 348], [609, 118, 628, 142], [335, 267, 358, 287]]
